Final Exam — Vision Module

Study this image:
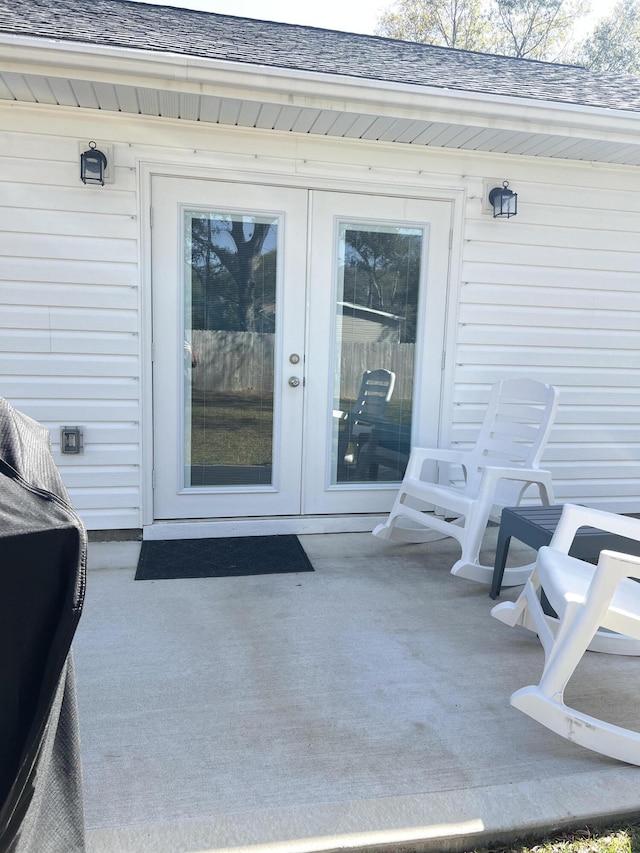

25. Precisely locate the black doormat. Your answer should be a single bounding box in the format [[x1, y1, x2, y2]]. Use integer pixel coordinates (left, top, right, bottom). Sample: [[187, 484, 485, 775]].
[[135, 535, 314, 580]]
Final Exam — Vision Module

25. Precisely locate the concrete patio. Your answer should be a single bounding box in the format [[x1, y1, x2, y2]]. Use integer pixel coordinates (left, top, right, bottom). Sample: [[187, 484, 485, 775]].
[[75, 529, 640, 853]]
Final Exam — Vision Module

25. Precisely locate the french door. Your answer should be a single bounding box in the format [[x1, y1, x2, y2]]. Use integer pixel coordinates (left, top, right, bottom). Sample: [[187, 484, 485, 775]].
[[151, 176, 451, 521]]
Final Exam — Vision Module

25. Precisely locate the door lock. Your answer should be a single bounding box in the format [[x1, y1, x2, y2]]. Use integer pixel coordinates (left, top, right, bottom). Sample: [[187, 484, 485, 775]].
[[288, 376, 301, 387], [289, 353, 300, 364]]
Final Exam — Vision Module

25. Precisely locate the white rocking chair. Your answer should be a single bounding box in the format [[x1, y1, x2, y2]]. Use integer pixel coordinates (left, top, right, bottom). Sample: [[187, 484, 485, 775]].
[[492, 503, 640, 765], [372, 378, 559, 585]]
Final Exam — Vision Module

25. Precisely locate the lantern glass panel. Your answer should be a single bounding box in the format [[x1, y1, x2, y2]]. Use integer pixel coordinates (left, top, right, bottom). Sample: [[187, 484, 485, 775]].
[[81, 150, 106, 185]]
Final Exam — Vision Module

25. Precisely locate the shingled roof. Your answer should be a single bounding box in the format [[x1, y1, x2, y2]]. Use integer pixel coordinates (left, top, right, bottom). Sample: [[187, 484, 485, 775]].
[[2, 0, 640, 114]]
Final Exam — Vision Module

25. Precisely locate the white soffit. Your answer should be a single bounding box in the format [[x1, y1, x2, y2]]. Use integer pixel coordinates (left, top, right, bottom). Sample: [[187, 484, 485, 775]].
[[1, 63, 639, 166]]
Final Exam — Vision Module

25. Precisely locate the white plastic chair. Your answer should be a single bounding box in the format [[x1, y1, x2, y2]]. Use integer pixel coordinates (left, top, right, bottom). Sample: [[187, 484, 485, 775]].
[[372, 378, 559, 585], [492, 503, 640, 765]]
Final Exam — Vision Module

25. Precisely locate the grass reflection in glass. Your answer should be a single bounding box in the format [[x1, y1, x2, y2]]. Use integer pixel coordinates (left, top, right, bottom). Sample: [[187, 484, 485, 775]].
[[190, 390, 273, 485]]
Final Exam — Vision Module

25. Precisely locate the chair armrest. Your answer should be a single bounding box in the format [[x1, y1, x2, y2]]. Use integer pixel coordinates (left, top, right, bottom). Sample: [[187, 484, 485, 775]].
[[540, 545, 640, 623], [549, 503, 640, 555], [477, 464, 551, 486], [474, 465, 554, 507], [404, 446, 468, 479]]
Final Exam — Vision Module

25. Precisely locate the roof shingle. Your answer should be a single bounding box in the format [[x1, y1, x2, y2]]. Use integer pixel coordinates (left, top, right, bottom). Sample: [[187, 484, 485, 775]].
[[2, 0, 640, 113]]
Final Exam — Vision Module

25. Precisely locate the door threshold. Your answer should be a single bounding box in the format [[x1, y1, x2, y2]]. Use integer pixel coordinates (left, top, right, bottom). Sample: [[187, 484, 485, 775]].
[[143, 515, 387, 540]]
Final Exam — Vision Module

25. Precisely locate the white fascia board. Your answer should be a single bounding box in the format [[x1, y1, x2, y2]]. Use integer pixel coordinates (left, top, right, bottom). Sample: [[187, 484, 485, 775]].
[[1, 33, 639, 146]]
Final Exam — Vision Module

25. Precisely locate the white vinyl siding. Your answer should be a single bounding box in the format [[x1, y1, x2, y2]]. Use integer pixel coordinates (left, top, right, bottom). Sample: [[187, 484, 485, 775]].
[[1, 104, 639, 527], [0, 118, 140, 529], [457, 170, 640, 511]]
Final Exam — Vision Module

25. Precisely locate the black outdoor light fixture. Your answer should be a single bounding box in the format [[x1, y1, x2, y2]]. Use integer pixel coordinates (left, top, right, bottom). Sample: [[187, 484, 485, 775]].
[[488, 180, 518, 218], [80, 141, 108, 185]]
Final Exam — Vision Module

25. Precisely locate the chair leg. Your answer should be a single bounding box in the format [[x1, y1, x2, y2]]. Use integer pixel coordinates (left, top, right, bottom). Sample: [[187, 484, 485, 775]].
[[511, 687, 640, 765], [449, 504, 494, 583], [510, 598, 640, 764], [372, 492, 454, 543], [491, 572, 557, 654]]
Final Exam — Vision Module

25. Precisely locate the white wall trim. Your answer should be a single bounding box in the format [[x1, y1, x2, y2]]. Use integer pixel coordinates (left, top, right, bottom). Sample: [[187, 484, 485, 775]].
[[143, 515, 390, 540]]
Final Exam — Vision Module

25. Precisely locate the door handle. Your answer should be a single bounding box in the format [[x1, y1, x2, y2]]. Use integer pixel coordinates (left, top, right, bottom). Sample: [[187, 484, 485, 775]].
[[288, 376, 301, 388]]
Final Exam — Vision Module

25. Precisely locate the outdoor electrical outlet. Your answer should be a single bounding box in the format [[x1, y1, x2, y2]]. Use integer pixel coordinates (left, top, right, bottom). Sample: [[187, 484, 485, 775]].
[[61, 426, 84, 454]]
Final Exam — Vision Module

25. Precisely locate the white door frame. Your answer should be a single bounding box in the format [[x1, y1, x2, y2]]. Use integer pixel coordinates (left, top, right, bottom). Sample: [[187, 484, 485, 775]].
[[139, 162, 463, 539]]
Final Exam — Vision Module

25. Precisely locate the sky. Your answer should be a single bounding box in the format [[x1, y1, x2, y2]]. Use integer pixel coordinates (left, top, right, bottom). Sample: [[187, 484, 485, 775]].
[[129, 0, 618, 38]]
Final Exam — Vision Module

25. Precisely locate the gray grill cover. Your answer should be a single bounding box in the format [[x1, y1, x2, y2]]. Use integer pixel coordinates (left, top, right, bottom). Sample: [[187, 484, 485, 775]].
[[0, 398, 86, 853]]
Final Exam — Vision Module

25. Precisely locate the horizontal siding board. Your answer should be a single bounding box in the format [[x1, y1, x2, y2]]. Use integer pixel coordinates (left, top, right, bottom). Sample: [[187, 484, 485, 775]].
[[448, 403, 640, 426], [514, 182, 640, 213], [0, 279, 138, 306], [1, 306, 50, 328], [455, 347, 639, 368], [0, 260, 137, 287], [5, 399, 140, 419], [466, 221, 639, 255], [0, 329, 51, 352], [0, 181, 137, 215], [554, 482, 640, 498], [77, 508, 141, 528], [50, 331, 139, 355], [0, 378, 140, 400], [460, 283, 640, 312], [543, 445, 640, 462], [0, 233, 137, 263], [1, 354, 139, 377], [451, 425, 640, 443], [0, 208, 137, 240], [61, 469, 139, 488], [55, 448, 139, 465], [49, 308, 138, 332], [462, 265, 639, 291], [464, 242, 638, 273], [0, 332, 138, 355], [59, 488, 139, 509], [456, 363, 638, 386], [547, 462, 640, 479], [458, 326, 640, 349]]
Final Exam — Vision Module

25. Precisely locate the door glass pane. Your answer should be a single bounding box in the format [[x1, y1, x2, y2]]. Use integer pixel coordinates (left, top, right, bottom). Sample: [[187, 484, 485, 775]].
[[332, 222, 423, 485], [183, 210, 278, 488]]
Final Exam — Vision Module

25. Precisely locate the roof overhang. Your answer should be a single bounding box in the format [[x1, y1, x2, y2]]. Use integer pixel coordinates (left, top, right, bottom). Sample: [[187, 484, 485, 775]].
[[2, 33, 639, 166]]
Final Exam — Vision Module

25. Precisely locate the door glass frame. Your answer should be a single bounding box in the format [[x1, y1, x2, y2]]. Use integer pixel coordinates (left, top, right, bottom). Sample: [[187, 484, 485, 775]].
[[180, 205, 282, 493], [325, 215, 430, 491]]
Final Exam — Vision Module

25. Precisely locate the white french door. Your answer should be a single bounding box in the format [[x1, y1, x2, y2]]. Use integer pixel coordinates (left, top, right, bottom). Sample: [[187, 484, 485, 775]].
[[152, 177, 308, 519], [151, 176, 451, 522], [303, 191, 451, 514]]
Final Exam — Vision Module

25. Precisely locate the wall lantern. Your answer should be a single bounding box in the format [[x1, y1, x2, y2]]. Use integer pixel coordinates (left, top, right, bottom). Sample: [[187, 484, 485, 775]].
[[488, 181, 518, 218], [80, 141, 108, 186]]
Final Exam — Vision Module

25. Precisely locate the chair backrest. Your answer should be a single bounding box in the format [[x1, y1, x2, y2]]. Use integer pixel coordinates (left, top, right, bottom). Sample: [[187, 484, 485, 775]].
[[463, 378, 559, 504], [351, 369, 396, 421]]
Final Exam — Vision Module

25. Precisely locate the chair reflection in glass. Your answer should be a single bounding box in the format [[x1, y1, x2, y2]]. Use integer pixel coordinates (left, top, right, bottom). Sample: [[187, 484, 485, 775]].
[[336, 369, 396, 481]]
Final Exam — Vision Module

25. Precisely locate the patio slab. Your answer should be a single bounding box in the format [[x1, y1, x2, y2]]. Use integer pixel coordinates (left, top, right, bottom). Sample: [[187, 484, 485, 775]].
[[75, 530, 640, 853]]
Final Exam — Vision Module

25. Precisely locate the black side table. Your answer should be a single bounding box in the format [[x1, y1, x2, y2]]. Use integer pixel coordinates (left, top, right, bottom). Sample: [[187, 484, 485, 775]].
[[490, 504, 640, 599]]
